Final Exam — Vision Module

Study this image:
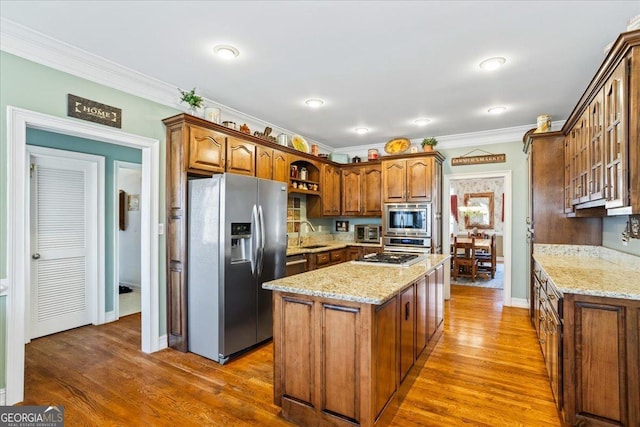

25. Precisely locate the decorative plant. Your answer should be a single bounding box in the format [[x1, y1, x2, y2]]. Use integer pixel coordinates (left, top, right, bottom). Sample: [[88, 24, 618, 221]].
[[178, 87, 204, 109], [421, 137, 438, 147]]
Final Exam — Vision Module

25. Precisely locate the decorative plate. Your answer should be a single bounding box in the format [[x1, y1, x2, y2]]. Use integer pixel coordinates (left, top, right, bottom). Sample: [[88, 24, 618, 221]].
[[291, 135, 309, 153], [384, 137, 411, 154]]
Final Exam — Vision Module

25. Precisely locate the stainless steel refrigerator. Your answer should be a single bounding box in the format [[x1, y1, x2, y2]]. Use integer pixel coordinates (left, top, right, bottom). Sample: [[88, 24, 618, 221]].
[[187, 174, 287, 364]]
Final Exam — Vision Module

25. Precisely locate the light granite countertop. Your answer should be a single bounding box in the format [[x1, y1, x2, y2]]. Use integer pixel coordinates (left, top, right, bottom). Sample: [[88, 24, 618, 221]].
[[286, 242, 382, 256], [533, 251, 640, 300], [263, 254, 450, 305]]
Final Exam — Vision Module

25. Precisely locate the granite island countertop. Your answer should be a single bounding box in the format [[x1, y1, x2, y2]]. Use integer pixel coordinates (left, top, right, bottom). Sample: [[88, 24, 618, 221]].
[[533, 247, 640, 300], [264, 254, 450, 305]]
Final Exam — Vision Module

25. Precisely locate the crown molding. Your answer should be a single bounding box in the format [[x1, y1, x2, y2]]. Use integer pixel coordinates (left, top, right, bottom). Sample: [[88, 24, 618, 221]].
[[1, 17, 563, 154], [0, 18, 333, 152], [337, 121, 565, 157]]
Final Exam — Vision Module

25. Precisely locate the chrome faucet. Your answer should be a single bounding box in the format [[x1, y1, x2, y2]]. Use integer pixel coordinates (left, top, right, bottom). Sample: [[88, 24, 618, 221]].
[[297, 220, 316, 247]]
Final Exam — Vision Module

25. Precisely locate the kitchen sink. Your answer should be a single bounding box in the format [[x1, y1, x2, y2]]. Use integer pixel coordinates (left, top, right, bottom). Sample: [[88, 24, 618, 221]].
[[301, 244, 330, 249]]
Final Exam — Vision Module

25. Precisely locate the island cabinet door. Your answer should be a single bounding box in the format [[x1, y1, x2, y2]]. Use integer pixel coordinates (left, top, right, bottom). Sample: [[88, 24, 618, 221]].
[[427, 269, 437, 340], [276, 296, 315, 407], [415, 275, 428, 357], [320, 303, 363, 423], [400, 285, 416, 381], [373, 298, 397, 420]]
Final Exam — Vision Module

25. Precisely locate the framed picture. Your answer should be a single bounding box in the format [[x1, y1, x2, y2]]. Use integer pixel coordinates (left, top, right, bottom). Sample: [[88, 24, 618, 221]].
[[335, 220, 349, 232]]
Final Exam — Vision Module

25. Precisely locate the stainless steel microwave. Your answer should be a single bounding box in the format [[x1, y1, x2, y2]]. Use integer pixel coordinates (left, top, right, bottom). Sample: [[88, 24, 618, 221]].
[[383, 203, 431, 237], [354, 224, 381, 244]]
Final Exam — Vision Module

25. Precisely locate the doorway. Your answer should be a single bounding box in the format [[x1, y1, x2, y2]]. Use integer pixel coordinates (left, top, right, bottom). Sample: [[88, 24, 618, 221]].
[[6, 106, 161, 405], [443, 170, 512, 307], [115, 162, 142, 318]]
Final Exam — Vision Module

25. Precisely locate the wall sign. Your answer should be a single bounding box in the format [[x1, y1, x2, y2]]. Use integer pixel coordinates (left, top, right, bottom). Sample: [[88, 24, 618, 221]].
[[67, 94, 122, 128], [451, 153, 506, 166]]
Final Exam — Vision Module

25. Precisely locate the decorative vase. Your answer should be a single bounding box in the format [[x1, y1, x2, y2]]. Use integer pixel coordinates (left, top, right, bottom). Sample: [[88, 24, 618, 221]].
[[187, 106, 202, 118], [423, 145, 433, 152]]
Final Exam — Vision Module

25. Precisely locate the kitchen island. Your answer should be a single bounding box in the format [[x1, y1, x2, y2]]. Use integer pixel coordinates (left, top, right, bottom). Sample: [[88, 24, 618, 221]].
[[263, 254, 450, 427]]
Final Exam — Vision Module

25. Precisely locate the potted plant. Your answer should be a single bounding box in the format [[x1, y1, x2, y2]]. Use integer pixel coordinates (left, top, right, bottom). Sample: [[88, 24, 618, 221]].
[[179, 88, 204, 116], [421, 137, 438, 152]]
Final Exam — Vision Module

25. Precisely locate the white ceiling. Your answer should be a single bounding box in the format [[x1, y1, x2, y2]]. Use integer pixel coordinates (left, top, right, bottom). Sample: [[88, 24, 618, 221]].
[[1, 1, 638, 149]]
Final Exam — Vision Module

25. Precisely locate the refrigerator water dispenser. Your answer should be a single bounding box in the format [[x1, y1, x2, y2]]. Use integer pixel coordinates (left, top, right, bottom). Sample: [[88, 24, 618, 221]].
[[230, 222, 251, 263]]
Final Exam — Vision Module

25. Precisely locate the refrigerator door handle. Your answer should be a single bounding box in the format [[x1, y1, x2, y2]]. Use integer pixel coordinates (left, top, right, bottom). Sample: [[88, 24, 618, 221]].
[[251, 204, 259, 276], [257, 205, 265, 275]]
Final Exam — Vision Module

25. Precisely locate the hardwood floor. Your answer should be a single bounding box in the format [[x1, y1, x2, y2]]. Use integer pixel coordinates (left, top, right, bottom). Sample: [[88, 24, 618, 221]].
[[21, 285, 561, 426]]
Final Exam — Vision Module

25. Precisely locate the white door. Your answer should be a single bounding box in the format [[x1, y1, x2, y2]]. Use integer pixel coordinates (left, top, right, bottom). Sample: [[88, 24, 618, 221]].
[[29, 153, 98, 339]]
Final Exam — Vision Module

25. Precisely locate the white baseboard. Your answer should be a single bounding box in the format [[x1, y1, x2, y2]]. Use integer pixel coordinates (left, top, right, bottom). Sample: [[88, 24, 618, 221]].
[[105, 311, 116, 323], [0, 388, 6, 405], [155, 334, 168, 351], [510, 297, 529, 308]]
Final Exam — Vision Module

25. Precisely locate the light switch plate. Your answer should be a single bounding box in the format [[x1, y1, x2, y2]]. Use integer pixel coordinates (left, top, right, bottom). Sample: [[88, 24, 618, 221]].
[[158, 223, 164, 235]]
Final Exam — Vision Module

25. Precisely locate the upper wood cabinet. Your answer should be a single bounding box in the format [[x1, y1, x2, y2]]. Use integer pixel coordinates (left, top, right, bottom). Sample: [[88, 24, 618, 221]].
[[340, 164, 382, 217], [320, 163, 341, 216], [382, 157, 433, 203], [603, 59, 628, 210], [341, 167, 362, 215], [226, 137, 255, 176], [562, 30, 639, 215], [256, 146, 289, 183], [187, 125, 226, 174]]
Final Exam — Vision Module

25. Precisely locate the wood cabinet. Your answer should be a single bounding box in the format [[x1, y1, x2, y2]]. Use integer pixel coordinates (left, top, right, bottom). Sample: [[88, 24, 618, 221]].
[[187, 124, 226, 174], [563, 293, 640, 426], [532, 262, 563, 411], [307, 248, 345, 270], [341, 166, 362, 215], [341, 163, 382, 217], [226, 137, 255, 176], [256, 146, 288, 183], [525, 132, 602, 245], [272, 261, 447, 427], [322, 163, 341, 216], [346, 245, 382, 261], [562, 30, 639, 215], [399, 285, 415, 381], [382, 156, 434, 203], [603, 59, 629, 210]]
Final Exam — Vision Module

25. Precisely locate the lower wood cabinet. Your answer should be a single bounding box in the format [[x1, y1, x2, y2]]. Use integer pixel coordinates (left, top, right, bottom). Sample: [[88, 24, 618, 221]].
[[307, 248, 345, 270], [563, 294, 640, 427], [399, 286, 415, 381], [272, 263, 447, 427]]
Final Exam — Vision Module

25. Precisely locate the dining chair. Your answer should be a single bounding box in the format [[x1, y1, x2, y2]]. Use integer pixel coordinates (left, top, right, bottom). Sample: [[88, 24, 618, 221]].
[[476, 233, 497, 278], [452, 236, 478, 282]]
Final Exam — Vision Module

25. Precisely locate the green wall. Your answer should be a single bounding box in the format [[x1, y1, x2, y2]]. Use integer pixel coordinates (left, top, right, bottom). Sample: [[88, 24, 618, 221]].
[[438, 142, 529, 300], [27, 128, 142, 312], [0, 51, 181, 389]]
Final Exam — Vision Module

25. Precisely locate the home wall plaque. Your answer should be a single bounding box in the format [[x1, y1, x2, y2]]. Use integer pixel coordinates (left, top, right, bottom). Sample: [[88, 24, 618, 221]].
[[67, 94, 122, 128], [451, 153, 506, 166]]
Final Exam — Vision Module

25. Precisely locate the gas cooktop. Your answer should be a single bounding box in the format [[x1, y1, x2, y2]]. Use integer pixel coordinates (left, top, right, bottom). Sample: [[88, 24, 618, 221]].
[[352, 252, 427, 268]]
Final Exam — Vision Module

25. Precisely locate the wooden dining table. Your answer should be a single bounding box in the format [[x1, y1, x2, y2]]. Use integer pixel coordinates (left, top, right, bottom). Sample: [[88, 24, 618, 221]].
[[453, 237, 491, 251]]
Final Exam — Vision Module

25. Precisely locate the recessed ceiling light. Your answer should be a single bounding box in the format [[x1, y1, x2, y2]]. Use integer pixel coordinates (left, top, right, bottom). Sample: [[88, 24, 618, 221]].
[[488, 106, 507, 115], [414, 118, 431, 126], [354, 127, 369, 135], [213, 45, 240, 60], [305, 98, 324, 108], [479, 57, 506, 71]]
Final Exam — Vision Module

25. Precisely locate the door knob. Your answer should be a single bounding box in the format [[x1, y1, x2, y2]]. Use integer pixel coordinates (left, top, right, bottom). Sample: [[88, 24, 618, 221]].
[[32, 253, 41, 259]]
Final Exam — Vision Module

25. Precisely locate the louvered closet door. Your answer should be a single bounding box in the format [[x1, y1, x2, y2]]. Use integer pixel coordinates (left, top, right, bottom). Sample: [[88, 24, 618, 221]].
[[30, 155, 96, 339]]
